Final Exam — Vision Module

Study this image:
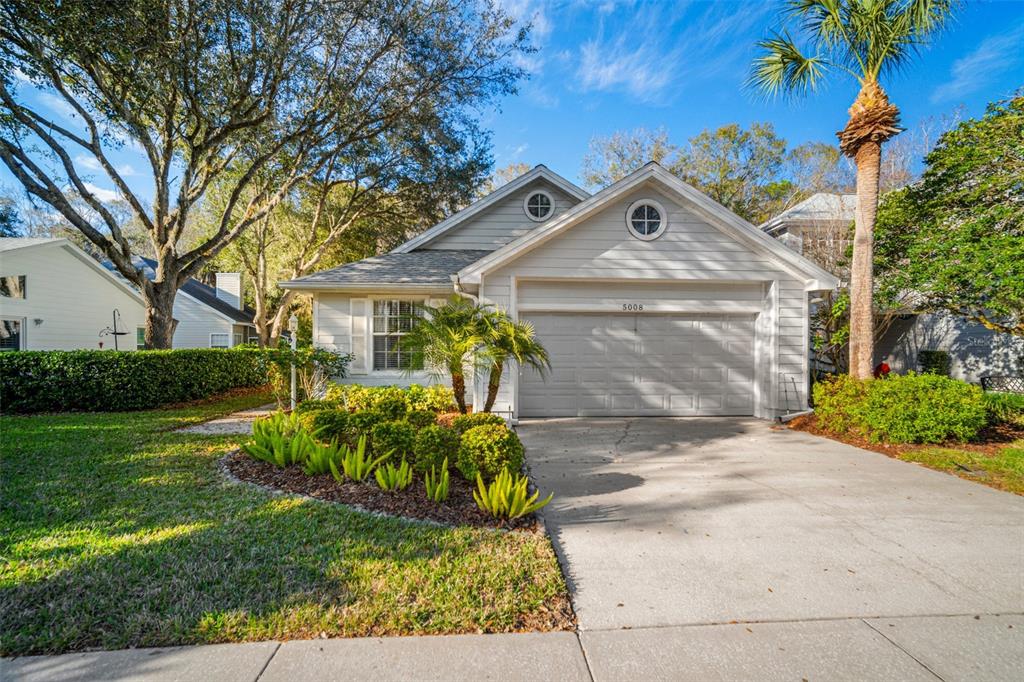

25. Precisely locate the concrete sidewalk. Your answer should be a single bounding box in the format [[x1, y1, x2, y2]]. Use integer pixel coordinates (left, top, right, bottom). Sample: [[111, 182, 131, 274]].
[[4, 615, 1022, 681]]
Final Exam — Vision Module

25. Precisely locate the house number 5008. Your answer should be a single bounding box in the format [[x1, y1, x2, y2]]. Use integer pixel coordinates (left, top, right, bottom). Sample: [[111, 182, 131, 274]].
[[622, 303, 644, 312]]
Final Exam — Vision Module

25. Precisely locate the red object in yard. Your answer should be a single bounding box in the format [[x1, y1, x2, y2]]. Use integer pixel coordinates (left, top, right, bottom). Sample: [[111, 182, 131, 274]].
[[873, 362, 891, 378]]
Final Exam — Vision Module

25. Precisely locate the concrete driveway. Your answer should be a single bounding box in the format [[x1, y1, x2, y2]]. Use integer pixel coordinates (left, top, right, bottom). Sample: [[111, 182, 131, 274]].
[[519, 418, 1024, 681]]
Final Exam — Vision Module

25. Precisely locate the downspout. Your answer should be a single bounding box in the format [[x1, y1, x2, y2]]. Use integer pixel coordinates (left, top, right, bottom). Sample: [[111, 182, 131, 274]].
[[451, 274, 478, 303]]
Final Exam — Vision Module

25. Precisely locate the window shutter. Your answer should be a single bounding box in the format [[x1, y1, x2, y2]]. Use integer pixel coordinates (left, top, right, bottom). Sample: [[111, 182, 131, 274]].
[[349, 298, 369, 375]]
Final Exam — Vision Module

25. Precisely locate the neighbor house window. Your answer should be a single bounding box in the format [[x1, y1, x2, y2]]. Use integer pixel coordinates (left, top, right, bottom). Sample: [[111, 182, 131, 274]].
[[625, 199, 667, 240], [372, 300, 422, 370], [0, 319, 23, 351], [136, 327, 146, 350], [0, 275, 26, 299], [210, 333, 230, 348], [234, 332, 243, 347], [524, 190, 553, 221]]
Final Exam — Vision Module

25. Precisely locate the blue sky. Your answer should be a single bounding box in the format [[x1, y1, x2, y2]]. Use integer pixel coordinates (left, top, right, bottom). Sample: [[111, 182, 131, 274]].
[[488, 0, 1024, 185], [4, 0, 1023, 202]]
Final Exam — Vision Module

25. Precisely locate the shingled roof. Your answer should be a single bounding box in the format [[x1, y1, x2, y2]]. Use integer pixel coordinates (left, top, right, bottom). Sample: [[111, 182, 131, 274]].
[[280, 250, 491, 289]]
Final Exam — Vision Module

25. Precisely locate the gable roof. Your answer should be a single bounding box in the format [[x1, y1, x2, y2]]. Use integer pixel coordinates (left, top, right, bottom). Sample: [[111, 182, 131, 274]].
[[0, 237, 145, 304], [457, 163, 841, 291], [115, 257, 256, 325], [761, 193, 856, 234], [280, 250, 489, 291], [391, 165, 589, 253]]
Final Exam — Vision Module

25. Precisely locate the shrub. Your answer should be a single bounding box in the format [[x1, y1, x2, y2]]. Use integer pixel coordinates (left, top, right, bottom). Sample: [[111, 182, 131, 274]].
[[0, 348, 269, 413], [370, 420, 417, 461], [294, 399, 339, 414], [406, 409, 438, 430], [436, 412, 460, 429], [329, 435, 386, 482], [412, 424, 460, 474], [324, 383, 456, 414], [982, 391, 1024, 428], [375, 459, 414, 492], [303, 409, 349, 443], [456, 424, 524, 481], [407, 384, 457, 413], [473, 469, 552, 519], [375, 393, 408, 421], [814, 373, 987, 444], [918, 350, 952, 376], [451, 412, 506, 435], [424, 459, 450, 502], [243, 412, 316, 467], [347, 410, 386, 435], [304, 439, 343, 476]]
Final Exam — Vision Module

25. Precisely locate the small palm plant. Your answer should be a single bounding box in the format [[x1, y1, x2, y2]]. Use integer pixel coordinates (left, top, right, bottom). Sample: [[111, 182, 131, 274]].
[[400, 296, 492, 413], [473, 469, 553, 520], [375, 459, 414, 492], [424, 458, 451, 503], [243, 412, 316, 467], [750, 0, 957, 379], [481, 314, 550, 413], [303, 439, 343, 476], [328, 435, 388, 483]]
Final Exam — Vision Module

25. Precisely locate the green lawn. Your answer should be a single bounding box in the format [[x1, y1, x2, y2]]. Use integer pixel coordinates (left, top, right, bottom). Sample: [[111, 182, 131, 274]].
[[898, 441, 1024, 495], [0, 393, 569, 656]]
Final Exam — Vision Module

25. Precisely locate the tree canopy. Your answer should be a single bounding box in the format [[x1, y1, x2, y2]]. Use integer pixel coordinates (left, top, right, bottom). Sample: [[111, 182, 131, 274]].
[[875, 97, 1024, 336]]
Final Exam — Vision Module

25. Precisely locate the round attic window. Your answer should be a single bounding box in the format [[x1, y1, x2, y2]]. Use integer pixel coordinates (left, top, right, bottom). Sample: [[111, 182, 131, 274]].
[[524, 190, 553, 221], [625, 199, 667, 240]]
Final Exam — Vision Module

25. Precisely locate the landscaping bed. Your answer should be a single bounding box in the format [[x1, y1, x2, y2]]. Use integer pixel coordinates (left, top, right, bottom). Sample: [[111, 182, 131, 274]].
[[224, 449, 539, 530]]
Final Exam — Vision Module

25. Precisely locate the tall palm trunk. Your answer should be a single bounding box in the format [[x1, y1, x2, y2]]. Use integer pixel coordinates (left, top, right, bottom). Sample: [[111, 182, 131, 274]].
[[484, 361, 503, 413], [451, 372, 468, 414], [837, 80, 901, 379]]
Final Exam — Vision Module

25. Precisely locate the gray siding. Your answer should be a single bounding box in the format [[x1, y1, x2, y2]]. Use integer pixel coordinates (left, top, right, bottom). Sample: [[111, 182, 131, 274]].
[[422, 180, 579, 251]]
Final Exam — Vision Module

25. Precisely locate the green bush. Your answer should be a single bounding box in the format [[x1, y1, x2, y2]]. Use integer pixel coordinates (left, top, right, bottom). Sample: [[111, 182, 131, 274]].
[[813, 373, 987, 443], [456, 424, 524, 482], [406, 384, 457, 412], [370, 420, 417, 461], [0, 348, 269, 413], [412, 424, 460, 474], [347, 409, 386, 435], [307, 410, 349, 443], [325, 383, 456, 414], [294, 399, 339, 414], [982, 392, 1024, 427], [473, 469, 552, 520], [242, 412, 315, 467], [375, 393, 408, 421], [918, 350, 952, 376], [405, 409, 438, 430], [452, 412, 506, 435]]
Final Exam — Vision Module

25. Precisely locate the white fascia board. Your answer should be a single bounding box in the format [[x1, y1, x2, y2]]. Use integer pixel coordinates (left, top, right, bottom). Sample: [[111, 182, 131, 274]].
[[277, 280, 455, 294], [390, 166, 590, 254], [459, 163, 840, 290]]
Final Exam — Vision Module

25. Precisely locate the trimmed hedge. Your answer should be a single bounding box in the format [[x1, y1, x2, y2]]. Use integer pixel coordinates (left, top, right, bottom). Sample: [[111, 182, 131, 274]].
[[456, 424, 524, 482], [451, 412, 506, 435], [0, 349, 269, 413], [814, 373, 988, 444], [325, 383, 456, 414], [412, 424, 460, 474]]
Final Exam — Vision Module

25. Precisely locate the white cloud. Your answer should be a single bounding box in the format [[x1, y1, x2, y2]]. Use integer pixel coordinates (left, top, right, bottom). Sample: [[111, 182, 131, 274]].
[[931, 23, 1024, 104], [510, 143, 529, 159], [37, 92, 78, 122], [83, 182, 119, 203], [74, 154, 103, 172], [117, 164, 137, 177]]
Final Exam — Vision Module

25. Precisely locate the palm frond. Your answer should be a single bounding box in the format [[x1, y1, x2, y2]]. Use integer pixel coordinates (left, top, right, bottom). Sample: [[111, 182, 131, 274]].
[[749, 31, 828, 98]]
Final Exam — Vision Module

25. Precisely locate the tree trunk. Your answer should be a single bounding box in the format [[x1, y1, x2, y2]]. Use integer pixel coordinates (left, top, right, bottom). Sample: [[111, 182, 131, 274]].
[[452, 372, 468, 413], [849, 140, 880, 379], [143, 281, 179, 349], [484, 362, 503, 412]]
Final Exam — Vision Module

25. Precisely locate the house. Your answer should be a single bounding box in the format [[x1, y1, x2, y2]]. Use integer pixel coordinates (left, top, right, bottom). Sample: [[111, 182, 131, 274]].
[[0, 237, 256, 351], [0, 237, 147, 351], [762, 194, 1023, 383], [281, 163, 838, 419]]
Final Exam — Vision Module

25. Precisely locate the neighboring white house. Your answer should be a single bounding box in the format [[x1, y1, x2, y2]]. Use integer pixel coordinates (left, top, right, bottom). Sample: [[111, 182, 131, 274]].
[[282, 163, 839, 419], [762, 194, 1023, 383], [0, 238, 256, 351]]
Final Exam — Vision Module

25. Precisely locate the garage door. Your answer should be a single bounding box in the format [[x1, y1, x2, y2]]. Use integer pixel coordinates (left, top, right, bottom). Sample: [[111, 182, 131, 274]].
[[519, 313, 755, 417]]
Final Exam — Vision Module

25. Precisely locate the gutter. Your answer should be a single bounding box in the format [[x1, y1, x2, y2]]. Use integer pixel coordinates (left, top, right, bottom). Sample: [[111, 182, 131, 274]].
[[451, 274, 479, 303]]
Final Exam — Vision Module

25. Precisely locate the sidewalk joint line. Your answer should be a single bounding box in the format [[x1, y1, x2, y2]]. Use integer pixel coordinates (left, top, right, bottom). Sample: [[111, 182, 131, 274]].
[[253, 641, 281, 682], [575, 631, 597, 682], [861, 618, 944, 681]]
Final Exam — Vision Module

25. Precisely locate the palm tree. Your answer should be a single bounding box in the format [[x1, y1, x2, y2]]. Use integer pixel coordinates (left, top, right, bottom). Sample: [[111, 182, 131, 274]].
[[400, 296, 490, 413], [750, 0, 957, 379], [481, 315, 550, 413]]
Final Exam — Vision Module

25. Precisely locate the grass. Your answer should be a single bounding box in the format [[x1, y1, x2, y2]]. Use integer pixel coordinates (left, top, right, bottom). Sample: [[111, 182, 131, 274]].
[[0, 392, 569, 656], [898, 441, 1024, 494]]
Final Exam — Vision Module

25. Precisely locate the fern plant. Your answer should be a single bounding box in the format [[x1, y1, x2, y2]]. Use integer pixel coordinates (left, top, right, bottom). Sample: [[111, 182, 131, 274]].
[[375, 459, 413, 492], [242, 412, 316, 467], [303, 438, 343, 475], [424, 458, 450, 502], [329, 435, 388, 483], [473, 469, 552, 519]]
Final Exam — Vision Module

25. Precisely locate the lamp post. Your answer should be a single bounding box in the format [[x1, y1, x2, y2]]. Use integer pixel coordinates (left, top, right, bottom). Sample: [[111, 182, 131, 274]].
[[288, 314, 298, 411]]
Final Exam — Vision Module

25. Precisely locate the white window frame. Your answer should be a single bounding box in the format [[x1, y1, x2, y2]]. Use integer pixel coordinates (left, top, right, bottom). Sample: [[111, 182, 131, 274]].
[[0, 317, 26, 351], [523, 189, 554, 222], [233, 332, 243, 347], [371, 299, 425, 373], [210, 332, 230, 348], [625, 199, 668, 241]]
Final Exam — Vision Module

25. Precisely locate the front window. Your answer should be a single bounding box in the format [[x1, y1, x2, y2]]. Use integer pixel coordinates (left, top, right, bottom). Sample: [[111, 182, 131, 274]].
[[373, 300, 422, 370], [234, 332, 243, 347], [136, 327, 145, 350], [0, 275, 26, 299], [210, 333, 230, 348], [0, 319, 23, 351]]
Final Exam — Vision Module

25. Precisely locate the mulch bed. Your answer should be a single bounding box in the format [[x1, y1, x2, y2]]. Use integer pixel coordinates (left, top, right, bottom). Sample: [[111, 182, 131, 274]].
[[223, 450, 540, 531], [786, 413, 1024, 458]]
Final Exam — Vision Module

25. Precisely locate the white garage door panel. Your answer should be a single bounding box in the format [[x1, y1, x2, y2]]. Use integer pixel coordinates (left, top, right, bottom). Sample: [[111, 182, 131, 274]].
[[520, 313, 755, 417]]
